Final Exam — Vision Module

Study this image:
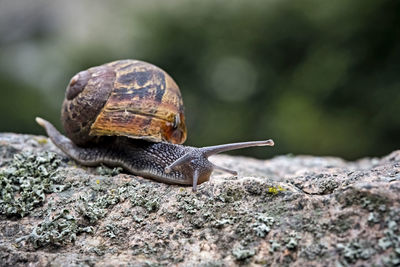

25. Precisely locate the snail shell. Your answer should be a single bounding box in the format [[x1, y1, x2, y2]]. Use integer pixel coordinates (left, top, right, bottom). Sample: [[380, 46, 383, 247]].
[[61, 59, 187, 146]]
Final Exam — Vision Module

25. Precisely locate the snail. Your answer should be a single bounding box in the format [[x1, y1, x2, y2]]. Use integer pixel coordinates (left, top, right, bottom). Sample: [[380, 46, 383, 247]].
[[36, 59, 274, 191]]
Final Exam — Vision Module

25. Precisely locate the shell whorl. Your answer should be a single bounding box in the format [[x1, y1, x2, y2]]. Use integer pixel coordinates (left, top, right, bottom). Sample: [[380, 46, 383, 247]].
[[62, 64, 115, 146], [61, 60, 187, 146]]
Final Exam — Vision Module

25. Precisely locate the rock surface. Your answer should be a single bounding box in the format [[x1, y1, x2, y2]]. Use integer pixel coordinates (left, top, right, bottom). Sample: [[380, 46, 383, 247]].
[[0, 133, 400, 266]]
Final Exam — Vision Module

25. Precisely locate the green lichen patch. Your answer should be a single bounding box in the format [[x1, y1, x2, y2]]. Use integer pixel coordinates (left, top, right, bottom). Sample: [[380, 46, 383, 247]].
[[232, 245, 256, 261], [268, 185, 286, 195], [329, 214, 354, 234], [378, 211, 400, 265], [336, 240, 375, 263], [333, 207, 400, 265], [96, 165, 123, 176], [269, 239, 281, 253], [289, 172, 340, 195], [18, 209, 92, 248], [217, 185, 245, 203], [243, 180, 287, 197], [128, 183, 161, 212], [337, 188, 389, 211], [166, 186, 282, 259], [300, 243, 327, 260], [252, 214, 275, 237], [76, 195, 109, 223], [76, 186, 122, 223], [0, 151, 67, 217], [35, 137, 48, 145], [76, 180, 162, 224], [103, 223, 127, 239], [283, 232, 301, 250]]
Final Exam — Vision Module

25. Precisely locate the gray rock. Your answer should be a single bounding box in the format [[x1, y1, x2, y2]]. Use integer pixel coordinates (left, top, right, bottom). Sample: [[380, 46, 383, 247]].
[[0, 133, 399, 266]]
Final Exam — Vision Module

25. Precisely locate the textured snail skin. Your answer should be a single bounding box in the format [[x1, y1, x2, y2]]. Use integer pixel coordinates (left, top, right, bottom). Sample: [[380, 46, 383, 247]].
[[36, 118, 274, 191], [37, 118, 213, 189]]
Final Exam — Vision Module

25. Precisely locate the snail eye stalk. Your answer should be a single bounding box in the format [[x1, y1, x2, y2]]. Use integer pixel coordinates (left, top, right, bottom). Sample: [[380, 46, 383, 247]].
[[165, 139, 274, 172]]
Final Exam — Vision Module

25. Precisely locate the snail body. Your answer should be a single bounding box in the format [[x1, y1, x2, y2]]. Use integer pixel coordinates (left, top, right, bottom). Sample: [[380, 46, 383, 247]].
[[36, 60, 274, 191]]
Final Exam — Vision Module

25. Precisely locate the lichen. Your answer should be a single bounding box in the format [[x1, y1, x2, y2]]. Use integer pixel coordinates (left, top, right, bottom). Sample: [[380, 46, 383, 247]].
[[76, 180, 164, 225], [18, 209, 92, 248], [268, 185, 286, 195], [128, 183, 161, 212], [103, 224, 120, 239], [252, 214, 274, 237], [285, 232, 301, 250], [77, 186, 122, 223], [335, 207, 400, 265], [217, 186, 244, 202], [232, 246, 256, 260], [336, 240, 375, 263], [269, 240, 281, 253], [300, 243, 327, 260], [96, 165, 123, 176], [0, 151, 66, 217], [377, 217, 400, 265], [367, 212, 381, 225], [35, 137, 48, 145], [76, 195, 109, 223]]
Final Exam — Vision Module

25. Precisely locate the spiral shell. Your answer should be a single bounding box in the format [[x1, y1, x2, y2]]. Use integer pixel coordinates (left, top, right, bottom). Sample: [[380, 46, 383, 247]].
[[61, 59, 187, 146]]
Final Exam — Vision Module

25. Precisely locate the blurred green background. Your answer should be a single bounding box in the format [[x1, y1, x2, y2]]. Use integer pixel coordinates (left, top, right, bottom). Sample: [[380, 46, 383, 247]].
[[0, 0, 399, 160]]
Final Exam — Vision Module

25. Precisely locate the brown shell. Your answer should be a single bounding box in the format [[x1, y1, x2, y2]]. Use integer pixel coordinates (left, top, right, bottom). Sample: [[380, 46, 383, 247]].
[[61, 59, 187, 145]]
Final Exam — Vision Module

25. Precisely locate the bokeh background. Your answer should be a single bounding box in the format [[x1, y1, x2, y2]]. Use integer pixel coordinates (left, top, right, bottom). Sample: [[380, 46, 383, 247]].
[[0, 0, 399, 160]]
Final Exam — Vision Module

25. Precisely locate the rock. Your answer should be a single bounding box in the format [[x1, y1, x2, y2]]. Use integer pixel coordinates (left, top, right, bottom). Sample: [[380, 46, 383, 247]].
[[0, 133, 399, 266]]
